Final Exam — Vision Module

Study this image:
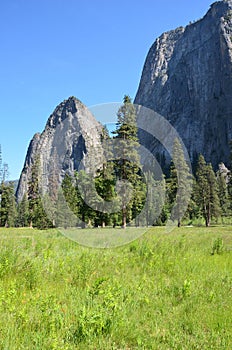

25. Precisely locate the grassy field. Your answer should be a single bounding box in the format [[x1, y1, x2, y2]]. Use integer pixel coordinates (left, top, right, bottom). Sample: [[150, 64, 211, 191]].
[[0, 226, 232, 349]]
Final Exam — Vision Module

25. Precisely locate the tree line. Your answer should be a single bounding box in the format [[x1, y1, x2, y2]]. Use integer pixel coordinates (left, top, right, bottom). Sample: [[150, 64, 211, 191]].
[[1, 96, 232, 229]]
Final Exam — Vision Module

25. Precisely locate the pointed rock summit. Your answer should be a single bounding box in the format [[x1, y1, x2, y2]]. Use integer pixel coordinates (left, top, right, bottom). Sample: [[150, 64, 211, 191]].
[[135, 0, 232, 169], [16, 97, 104, 201]]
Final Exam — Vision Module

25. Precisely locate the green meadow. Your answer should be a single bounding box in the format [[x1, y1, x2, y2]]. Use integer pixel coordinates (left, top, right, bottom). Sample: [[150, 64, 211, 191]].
[[0, 226, 232, 349]]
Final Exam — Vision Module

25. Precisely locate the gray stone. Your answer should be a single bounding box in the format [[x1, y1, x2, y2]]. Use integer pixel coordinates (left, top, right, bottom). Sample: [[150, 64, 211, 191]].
[[135, 0, 232, 169], [218, 162, 231, 183], [16, 97, 104, 201]]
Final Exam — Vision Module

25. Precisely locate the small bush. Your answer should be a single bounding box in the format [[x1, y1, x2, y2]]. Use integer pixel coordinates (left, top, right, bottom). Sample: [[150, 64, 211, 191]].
[[211, 237, 223, 255]]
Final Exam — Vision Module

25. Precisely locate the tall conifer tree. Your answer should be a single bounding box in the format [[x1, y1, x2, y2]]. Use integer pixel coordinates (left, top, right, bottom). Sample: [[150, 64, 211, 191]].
[[195, 155, 221, 227], [167, 138, 192, 227], [113, 95, 144, 228], [0, 182, 17, 227], [28, 156, 51, 228]]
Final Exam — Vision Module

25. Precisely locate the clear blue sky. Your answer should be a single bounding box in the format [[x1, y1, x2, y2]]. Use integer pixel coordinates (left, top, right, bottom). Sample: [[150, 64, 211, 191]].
[[0, 0, 214, 180]]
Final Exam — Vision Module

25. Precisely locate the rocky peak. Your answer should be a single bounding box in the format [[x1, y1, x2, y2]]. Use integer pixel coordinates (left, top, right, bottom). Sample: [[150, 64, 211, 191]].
[[47, 96, 87, 128], [135, 0, 232, 170], [16, 97, 104, 201], [209, 0, 232, 15]]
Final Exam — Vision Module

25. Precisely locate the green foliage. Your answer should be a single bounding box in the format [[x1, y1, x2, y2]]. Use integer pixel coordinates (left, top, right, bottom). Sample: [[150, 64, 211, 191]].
[[211, 237, 224, 255], [0, 145, 9, 183], [75, 170, 98, 227], [60, 96, 146, 229], [0, 226, 232, 349], [27, 157, 52, 229], [16, 194, 29, 227], [61, 174, 78, 216], [195, 155, 221, 227], [0, 147, 16, 227], [0, 182, 17, 227], [228, 140, 232, 214], [55, 188, 78, 228], [217, 170, 230, 219], [95, 161, 118, 227], [167, 139, 192, 227], [113, 95, 145, 228], [143, 171, 165, 226]]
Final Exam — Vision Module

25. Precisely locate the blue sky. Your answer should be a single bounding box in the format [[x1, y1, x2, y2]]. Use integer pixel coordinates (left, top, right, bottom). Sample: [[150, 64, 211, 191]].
[[0, 0, 214, 179]]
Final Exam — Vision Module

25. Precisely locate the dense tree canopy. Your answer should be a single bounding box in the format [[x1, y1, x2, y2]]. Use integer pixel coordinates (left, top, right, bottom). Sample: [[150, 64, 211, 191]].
[[1, 120, 232, 230]]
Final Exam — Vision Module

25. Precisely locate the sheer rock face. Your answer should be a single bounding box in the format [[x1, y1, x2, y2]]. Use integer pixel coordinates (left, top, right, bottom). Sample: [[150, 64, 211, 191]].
[[135, 0, 232, 169], [16, 97, 103, 201], [218, 162, 231, 182]]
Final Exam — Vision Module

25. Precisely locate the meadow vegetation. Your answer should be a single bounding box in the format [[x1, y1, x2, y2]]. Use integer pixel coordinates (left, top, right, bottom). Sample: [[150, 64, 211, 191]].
[[0, 226, 231, 349]]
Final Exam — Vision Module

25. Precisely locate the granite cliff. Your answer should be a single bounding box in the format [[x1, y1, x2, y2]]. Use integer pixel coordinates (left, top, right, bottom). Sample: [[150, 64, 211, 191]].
[[135, 0, 232, 169], [17, 1, 232, 201], [16, 97, 103, 201]]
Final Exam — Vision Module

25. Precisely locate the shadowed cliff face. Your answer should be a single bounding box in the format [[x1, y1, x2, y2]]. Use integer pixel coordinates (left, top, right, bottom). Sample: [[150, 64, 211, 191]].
[[16, 97, 103, 201], [135, 0, 232, 169]]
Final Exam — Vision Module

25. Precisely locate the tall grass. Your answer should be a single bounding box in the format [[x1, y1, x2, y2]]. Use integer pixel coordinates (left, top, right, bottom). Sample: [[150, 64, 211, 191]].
[[0, 226, 231, 349]]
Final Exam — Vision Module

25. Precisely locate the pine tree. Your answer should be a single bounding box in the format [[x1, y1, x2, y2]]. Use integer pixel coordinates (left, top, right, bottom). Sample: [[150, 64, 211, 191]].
[[166, 161, 178, 211], [48, 149, 60, 202], [217, 169, 230, 219], [61, 173, 79, 217], [28, 157, 40, 227], [187, 177, 201, 223], [75, 170, 97, 228], [228, 140, 232, 214], [95, 162, 117, 227], [0, 145, 9, 183], [131, 178, 146, 226], [16, 194, 29, 227], [55, 187, 78, 228], [93, 127, 118, 227], [0, 182, 17, 227], [195, 155, 221, 227], [0, 147, 16, 227], [113, 95, 144, 228], [27, 156, 51, 229], [38, 148, 62, 228], [143, 171, 165, 226], [167, 139, 192, 227], [62, 171, 97, 228]]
